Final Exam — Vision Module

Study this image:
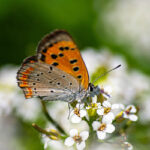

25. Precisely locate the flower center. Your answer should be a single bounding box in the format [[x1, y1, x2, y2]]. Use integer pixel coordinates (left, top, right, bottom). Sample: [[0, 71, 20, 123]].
[[104, 107, 111, 114], [98, 123, 106, 131], [73, 135, 82, 143], [125, 106, 132, 115], [90, 103, 98, 109], [74, 108, 80, 117]]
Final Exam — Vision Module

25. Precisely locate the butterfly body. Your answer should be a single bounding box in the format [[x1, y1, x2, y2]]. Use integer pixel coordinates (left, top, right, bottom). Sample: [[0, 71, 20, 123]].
[[17, 30, 100, 102]]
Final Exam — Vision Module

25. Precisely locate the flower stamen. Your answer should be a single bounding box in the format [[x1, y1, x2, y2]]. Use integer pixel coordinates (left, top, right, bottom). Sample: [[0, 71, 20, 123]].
[[74, 108, 80, 117], [104, 107, 111, 114], [98, 123, 106, 131], [73, 135, 82, 143]]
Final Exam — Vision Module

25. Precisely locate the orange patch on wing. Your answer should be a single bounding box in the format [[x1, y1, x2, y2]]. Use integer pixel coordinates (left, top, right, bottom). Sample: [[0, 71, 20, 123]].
[[24, 87, 33, 98], [22, 67, 34, 75], [18, 74, 28, 81], [19, 81, 29, 87], [41, 41, 89, 90]]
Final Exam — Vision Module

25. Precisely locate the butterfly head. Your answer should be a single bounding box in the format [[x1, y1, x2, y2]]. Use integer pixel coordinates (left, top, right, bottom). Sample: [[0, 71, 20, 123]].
[[87, 83, 100, 98]]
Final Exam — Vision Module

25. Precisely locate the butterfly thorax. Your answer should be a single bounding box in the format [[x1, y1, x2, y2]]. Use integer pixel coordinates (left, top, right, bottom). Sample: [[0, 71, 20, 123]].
[[76, 83, 100, 103]]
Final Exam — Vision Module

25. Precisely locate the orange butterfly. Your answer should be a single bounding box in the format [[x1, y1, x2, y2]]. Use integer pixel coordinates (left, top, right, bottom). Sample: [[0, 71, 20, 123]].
[[17, 30, 100, 102]]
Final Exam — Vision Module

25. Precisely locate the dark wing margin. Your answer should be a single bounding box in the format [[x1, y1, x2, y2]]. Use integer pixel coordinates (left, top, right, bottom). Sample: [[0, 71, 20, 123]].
[[37, 29, 73, 54]]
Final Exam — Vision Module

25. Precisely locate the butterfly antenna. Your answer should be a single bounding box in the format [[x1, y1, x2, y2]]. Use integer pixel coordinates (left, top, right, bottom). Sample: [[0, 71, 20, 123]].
[[93, 64, 121, 84]]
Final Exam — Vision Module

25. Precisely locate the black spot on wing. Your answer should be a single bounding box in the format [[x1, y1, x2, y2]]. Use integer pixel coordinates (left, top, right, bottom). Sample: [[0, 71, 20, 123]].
[[52, 62, 59, 66], [40, 55, 46, 61], [70, 59, 77, 64], [51, 54, 57, 59], [59, 53, 64, 57], [42, 49, 47, 53], [73, 67, 79, 71], [77, 75, 82, 79], [59, 47, 64, 51]]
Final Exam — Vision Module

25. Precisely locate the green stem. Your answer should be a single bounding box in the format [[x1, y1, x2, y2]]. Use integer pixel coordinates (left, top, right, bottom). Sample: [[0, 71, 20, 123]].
[[40, 100, 67, 135], [32, 123, 52, 136]]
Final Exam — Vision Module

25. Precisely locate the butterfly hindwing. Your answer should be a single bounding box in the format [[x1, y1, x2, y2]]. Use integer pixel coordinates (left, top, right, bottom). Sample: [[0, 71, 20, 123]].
[[17, 56, 80, 101], [37, 30, 89, 90]]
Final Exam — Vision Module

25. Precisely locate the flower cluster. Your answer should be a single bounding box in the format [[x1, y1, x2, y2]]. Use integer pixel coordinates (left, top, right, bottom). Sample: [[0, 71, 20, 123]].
[[41, 91, 138, 150]]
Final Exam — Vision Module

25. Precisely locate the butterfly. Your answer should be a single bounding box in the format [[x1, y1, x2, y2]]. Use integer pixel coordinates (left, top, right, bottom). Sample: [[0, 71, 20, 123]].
[[17, 30, 100, 102]]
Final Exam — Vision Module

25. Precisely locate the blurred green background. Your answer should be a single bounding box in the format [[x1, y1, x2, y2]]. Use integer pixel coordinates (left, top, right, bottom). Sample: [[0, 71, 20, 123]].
[[1, 0, 150, 74], [0, 0, 150, 150]]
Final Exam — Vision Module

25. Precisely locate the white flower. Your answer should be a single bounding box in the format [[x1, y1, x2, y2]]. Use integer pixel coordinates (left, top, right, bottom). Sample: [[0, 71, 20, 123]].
[[86, 96, 101, 110], [92, 120, 115, 140], [123, 105, 138, 121], [42, 133, 68, 150], [97, 101, 117, 123], [70, 103, 87, 123], [64, 129, 89, 150], [42, 134, 51, 149], [124, 142, 133, 150]]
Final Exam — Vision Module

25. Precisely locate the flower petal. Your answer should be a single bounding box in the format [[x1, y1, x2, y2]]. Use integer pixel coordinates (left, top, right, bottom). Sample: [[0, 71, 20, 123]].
[[80, 110, 87, 117], [76, 103, 84, 109], [64, 137, 74, 147], [69, 129, 78, 137], [123, 112, 129, 119], [71, 114, 82, 123], [97, 131, 106, 140], [129, 114, 138, 121], [130, 105, 137, 113], [103, 101, 111, 108], [97, 108, 104, 115], [76, 141, 86, 150], [124, 142, 133, 150], [112, 104, 125, 110], [80, 131, 89, 140], [92, 121, 100, 131], [126, 105, 136, 113], [102, 112, 115, 124], [105, 124, 115, 133]]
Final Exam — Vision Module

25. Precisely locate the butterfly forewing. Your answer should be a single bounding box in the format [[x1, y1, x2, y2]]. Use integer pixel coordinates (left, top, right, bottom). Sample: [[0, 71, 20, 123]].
[[37, 30, 89, 90]]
